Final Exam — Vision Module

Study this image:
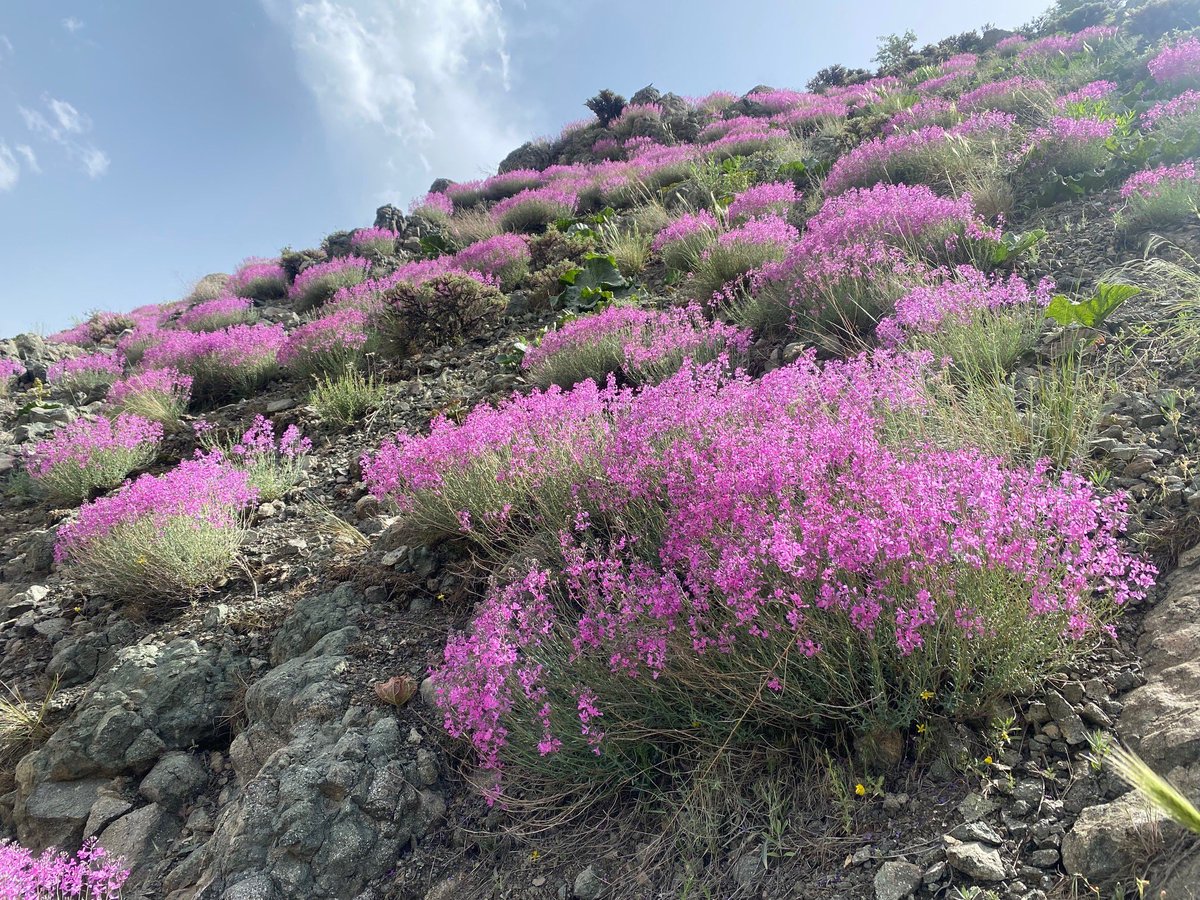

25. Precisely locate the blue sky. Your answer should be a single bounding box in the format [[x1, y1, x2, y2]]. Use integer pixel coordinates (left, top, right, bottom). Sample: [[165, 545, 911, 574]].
[[0, 0, 1051, 337]]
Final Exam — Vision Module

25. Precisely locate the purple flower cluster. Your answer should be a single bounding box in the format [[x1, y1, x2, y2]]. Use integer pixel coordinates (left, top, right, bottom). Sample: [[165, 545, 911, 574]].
[[1148, 36, 1200, 86], [107, 366, 193, 407], [289, 256, 371, 304], [958, 77, 1050, 112], [0, 357, 25, 383], [26, 413, 162, 481], [726, 182, 801, 224], [886, 98, 960, 133], [142, 323, 284, 373], [47, 352, 124, 389], [1058, 80, 1117, 107], [409, 191, 454, 218], [491, 187, 578, 228], [876, 266, 1053, 346], [277, 306, 370, 376], [233, 414, 312, 461], [1019, 26, 1118, 60], [178, 296, 255, 331], [227, 258, 287, 299], [350, 226, 399, 255], [453, 234, 531, 289], [994, 34, 1027, 55], [0, 837, 129, 900], [55, 452, 258, 563], [1022, 116, 1115, 174], [1143, 89, 1200, 129], [1120, 160, 1198, 199], [715, 214, 798, 248]]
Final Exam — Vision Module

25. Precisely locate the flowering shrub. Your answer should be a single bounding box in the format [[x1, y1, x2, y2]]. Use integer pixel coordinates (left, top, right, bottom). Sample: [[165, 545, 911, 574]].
[[610, 102, 663, 136], [1057, 80, 1118, 112], [116, 325, 166, 367], [726, 182, 801, 224], [141, 323, 284, 403], [1018, 26, 1118, 62], [278, 306, 370, 380], [1148, 36, 1200, 86], [1118, 161, 1200, 229], [365, 356, 1152, 802], [377, 273, 505, 354], [409, 191, 454, 222], [200, 416, 311, 502], [822, 115, 1017, 195], [106, 368, 193, 427], [480, 169, 545, 202], [958, 76, 1054, 121], [493, 187, 578, 233], [703, 126, 787, 161], [290, 256, 371, 312], [0, 837, 129, 899], [995, 34, 1027, 56], [47, 352, 124, 393], [876, 266, 1051, 379], [26, 414, 162, 502], [178, 295, 256, 332], [55, 453, 258, 600], [350, 226, 398, 256], [228, 258, 288, 301], [1142, 90, 1200, 156], [886, 98, 960, 133], [453, 234, 531, 290], [1020, 116, 1115, 178], [652, 210, 720, 270], [523, 304, 752, 389], [688, 215, 798, 302], [0, 357, 24, 395]]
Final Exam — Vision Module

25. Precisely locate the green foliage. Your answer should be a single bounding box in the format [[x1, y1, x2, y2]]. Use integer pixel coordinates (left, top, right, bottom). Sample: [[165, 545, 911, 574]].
[[988, 229, 1048, 267], [309, 368, 386, 428], [873, 29, 918, 71], [585, 89, 626, 127], [1046, 283, 1141, 328], [380, 273, 507, 353], [554, 252, 632, 312]]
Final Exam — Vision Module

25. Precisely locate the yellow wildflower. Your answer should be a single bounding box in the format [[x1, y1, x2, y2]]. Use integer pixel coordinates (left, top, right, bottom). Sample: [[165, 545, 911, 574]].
[[855, 783, 865, 797], [919, 690, 934, 701], [984, 756, 993, 765], [916, 722, 926, 734]]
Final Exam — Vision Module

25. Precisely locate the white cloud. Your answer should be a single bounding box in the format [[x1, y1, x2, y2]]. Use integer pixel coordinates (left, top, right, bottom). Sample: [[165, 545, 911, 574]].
[[0, 144, 18, 191], [15, 145, 39, 173], [78, 145, 109, 178], [50, 99, 87, 134], [0, 35, 13, 62], [62, 17, 85, 33], [18, 96, 109, 179], [260, 0, 528, 200]]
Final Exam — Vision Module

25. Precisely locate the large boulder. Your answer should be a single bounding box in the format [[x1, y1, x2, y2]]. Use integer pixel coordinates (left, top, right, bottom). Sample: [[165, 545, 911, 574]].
[[1062, 791, 1170, 883]]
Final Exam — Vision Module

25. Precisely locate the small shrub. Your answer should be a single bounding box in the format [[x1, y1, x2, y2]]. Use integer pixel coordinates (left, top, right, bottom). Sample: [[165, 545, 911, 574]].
[[290, 256, 372, 313], [378, 273, 506, 354], [25, 414, 162, 502], [178, 295, 256, 332], [350, 226, 398, 256], [652, 210, 720, 271], [726, 181, 801, 224], [493, 187, 578, 233], [597, 222, 652, 276], [480, 169, 545, 203], [0, 679, 55, 765], [1142, 89, 1200, 158], [309, 367, 386, 427], [876, 267, 1050, 381], [0, 357, 25, 396], [278, 306, 370, 381], [585, 89, 626, 127], [106, 368, 193, 427], [1018, 115, 1115, 179], [54, 453, 258, 601], [447, 207, 503, 246], [453, 234, 531, 290], [1117, 160, 1200, 229], [409, 191, 454, 225], [1148, 35, 1200, 86], [1017, 26, 1119, 64], [228, 258, 288, 302], [46, 352, 124, 394], [141, 323, 285, 404], [958, 76, 1056, 123], [0, 837, 129, 899], [523, 303, 752, 389], [116, 326, 165, 367], [687, 215, 797, 303], [199, 415, 311, 502]]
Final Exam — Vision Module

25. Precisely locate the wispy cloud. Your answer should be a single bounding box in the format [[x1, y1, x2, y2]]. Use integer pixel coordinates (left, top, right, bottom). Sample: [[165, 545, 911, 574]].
[[0, 35, 12, 63], [62, 17, 85, 34], [0, 144, 19, 191], [18, 96, 109, 180], [15, 145, 39, 174], [260, 0, 528, 202]]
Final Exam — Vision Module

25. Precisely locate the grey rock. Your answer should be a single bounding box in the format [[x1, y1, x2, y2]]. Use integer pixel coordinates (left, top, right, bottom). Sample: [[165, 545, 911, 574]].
[[268, 584, 363, 665], [945, 839, 1006, 881], [98, 803, 181, 888], [1061, 792, 1168, 882], [574, 865, 605, 899], [949, 821, 1003, 844], [140, 752, 208, 809], [46, 621, 137, 687], [874, 860, 922, 900], [958, 793, 999, 822], [84, 794, 133, 838], [1030, 848, 1060, 867], [1045, 691, 1087, 745], [222, 873, 280, 900], [14, 777, 108, 849]]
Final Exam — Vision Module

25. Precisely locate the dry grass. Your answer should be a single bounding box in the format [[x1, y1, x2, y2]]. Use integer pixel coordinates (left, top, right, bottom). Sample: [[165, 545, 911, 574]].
[[0, 678, 57, 765]]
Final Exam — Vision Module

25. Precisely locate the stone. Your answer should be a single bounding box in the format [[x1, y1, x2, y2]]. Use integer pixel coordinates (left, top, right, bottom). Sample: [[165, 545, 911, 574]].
[[268, 584, 363, 665], [98, 803, 181, 881], [873, 860, 922, 900], [139, 752, 208, 809], [573, 865, 605, 899], [944, 839, 1005, 881], [949, 821, 1003, 844], [958, 793, 999, 822], [16, 777, 108, 849], [730, 854, 763, 886], [1030, 848, 1060, 867], [84, 794, 133, 838], [1061, 792, 1169, 883], [1045, 691, 1088, 745]]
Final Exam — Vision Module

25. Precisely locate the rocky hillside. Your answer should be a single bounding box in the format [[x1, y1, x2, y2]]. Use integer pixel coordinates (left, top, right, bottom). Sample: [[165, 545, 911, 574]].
[[4, 1, 1200, 898]]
